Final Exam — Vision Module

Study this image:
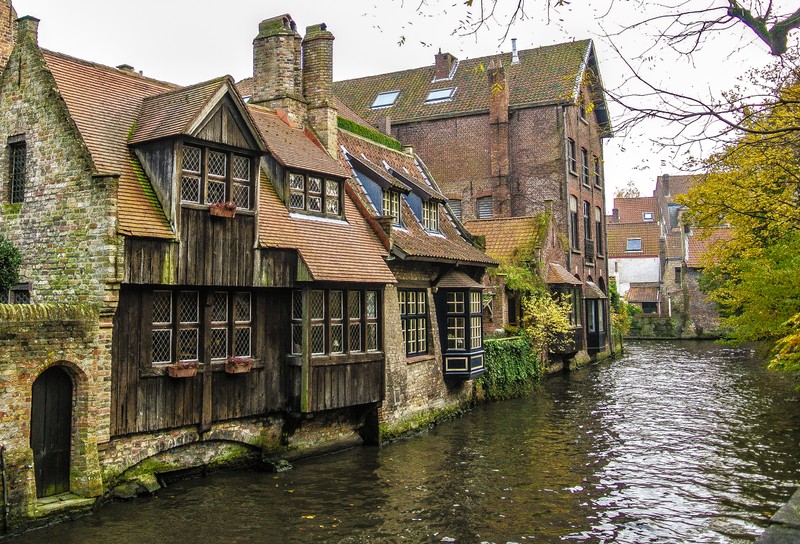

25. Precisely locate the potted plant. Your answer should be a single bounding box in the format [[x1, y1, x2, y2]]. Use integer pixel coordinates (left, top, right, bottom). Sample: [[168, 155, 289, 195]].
[[167, 360, 198, 378], [209, 201, 237, 218], [224, 356, 253, 374]]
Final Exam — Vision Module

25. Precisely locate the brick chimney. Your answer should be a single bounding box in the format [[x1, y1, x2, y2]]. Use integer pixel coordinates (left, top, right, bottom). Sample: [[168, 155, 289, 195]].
[[302, 23, 337, 156], [662, 173, 670, 196], [612, 208, 620, 223], [0, 0, 16, 71], [252, 14, 306, 125], [434, 49, 456, 80], [488, 59, 511, 218]]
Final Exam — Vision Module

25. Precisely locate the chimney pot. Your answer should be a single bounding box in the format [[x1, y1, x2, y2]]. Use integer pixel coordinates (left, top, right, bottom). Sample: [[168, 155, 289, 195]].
[[511, 38, 520, 65]]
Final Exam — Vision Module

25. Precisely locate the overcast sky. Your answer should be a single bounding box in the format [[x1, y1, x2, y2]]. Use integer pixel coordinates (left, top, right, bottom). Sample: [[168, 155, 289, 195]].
[[11, 0, 785, 209]]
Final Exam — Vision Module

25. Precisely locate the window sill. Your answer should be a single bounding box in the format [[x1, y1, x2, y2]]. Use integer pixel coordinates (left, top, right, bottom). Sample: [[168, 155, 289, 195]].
[[180, 202, 255, 215], [142, 358, 264, 377], [571, 249, 582, 255], [310, 352, 384, 366], [406, 354, 435, 365]]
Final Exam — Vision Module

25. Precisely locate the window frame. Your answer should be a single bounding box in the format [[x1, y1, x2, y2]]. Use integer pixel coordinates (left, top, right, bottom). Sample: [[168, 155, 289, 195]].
[[595, 206, 604, 256], [399, 289, 428, 357], [626, 238, 643, 252], [581, 148, 590, 186], [642, 211, 655, 222], [180, 143, 256, 210], [567, 138, 577, 174], [443, 289, 483, 353], [569, 196, 580, 251], [593, 156, 601, 187], [8, 137, 26, 204], [382, 189, 402, 225], [288, 171, 343, 218], [150, 288, 254, 367], [425, 87, 456, 103], [422, 200, 439, 232], [291, 288, 381, 357], [371, 90, 401, 109]]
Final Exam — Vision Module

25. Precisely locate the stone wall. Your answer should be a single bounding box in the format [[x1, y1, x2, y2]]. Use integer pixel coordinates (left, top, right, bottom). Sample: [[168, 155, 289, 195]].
[[0, 304, 107, 526]]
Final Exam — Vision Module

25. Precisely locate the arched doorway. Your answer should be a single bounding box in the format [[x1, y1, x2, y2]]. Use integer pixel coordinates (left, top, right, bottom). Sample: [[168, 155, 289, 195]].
[[30, 366, 72, 497]]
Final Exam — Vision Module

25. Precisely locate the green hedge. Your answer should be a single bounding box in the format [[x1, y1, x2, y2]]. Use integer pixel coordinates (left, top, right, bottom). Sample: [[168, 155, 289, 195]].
[[337, 117, 403, 151], [477, 336, 541, 400]]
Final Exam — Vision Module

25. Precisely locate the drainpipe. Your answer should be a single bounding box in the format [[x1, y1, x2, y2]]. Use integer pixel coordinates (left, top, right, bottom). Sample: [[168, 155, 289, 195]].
[[1, 445, 8, 534], [562, 105, 571, 272]]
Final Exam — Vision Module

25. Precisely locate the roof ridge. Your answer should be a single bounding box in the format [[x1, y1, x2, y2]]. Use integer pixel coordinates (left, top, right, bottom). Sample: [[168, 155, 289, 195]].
[[42, 48, 179, 90], [140, 75, 231, 102]]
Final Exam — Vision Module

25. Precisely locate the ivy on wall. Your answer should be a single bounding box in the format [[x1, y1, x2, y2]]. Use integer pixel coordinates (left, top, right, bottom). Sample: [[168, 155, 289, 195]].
[[0, 235, 21, 292], [478, 336, 541, 400]]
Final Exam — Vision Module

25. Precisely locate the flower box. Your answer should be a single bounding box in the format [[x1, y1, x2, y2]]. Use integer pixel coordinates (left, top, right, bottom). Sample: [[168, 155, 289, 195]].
[[224, 357, 253, 374], [209, 201, 237, 218], [167, 362, 198, 378]]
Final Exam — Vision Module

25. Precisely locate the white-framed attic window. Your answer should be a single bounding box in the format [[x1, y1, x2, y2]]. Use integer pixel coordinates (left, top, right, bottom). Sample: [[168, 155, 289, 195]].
[[642, 212, 654, 222], [425, 87, 456, 103], [371, 91, 400, 109]]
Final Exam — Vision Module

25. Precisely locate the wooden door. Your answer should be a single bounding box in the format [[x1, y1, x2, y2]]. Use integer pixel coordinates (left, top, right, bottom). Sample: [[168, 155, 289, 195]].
[[30, 366, 72, 497]]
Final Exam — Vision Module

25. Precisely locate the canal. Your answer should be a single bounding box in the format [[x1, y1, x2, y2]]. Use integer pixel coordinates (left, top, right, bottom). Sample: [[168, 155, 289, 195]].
[[11, 341, 800, 543]]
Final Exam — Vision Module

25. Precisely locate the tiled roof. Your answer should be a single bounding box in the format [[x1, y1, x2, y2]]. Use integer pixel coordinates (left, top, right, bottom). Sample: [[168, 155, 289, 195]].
[[130, 76, 232, 144], [338, 129, 496, 266], [612, 196, 660, 224], [436, 270, 485, 289], [334, 40, 609, 130], [249, 104, 348, 179], [585, 281, 607, 299], [256, 169, 395, 284], [627, 283, 660, 303], [686, 228, 732, 268], [43, 50, 176, 239], [547, 263, 582, 286], [463, 216, 546, 264], [606, 222, 661, 257]]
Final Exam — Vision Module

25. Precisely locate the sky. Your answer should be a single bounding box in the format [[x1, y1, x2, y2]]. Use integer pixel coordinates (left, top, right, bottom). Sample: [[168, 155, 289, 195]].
[[10, 0, 786, 209]]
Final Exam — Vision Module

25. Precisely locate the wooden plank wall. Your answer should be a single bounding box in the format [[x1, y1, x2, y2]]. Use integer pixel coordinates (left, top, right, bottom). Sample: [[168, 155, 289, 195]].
[[309, 360, 383, 412], [125, 239, 177, 285], [179, 209, 255, 286], [111, 287, 287, 436]]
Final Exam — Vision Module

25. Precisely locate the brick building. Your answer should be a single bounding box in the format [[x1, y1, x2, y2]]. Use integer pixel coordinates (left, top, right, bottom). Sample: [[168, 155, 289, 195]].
[[0, 9, 494, 530], [335, 39, 613, 357]]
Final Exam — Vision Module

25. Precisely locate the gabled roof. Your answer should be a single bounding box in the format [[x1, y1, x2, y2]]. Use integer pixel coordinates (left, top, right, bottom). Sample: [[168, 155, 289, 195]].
[[606, 222, 662, 257], [654, 174, 699, 199], [339, 129, 495, 267], [249, 104, 348, 179], [612, 196, 660, 224], [463, 216, 547, 264], [130, 76, 264, 151], [686, 228, 732, 268], [436, 270, 485, 289], [256, 169, 394, 284], [43, 50, 177, 239], [334, 39, 610, 134]]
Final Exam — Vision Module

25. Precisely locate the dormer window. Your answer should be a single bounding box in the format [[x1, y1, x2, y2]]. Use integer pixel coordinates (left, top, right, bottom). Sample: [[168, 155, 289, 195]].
[[371, 91, 400, 109], [422, 200, 439, 232], [180, 144, 254, 210], [425, 87, 456, 103], [382, 189, 401, 225], [288, 172, 342, 217]]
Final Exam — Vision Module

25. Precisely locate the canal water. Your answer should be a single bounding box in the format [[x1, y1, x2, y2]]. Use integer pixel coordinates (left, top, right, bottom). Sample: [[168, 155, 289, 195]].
[[11, 341, 800, 543]]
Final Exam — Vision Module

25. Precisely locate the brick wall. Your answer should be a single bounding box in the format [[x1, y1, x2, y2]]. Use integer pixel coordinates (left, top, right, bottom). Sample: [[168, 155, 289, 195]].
[[0, 304, 107, 525], [0, 18, 121, 308]]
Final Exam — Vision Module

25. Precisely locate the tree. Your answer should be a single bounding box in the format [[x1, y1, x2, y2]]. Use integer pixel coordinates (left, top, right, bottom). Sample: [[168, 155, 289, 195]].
[[614, 180, 641, 198], [679, 73, 800, 383]]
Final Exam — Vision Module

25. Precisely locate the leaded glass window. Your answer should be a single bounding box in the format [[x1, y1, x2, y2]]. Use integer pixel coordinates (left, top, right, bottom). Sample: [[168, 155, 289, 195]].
[[287, 172, 342, 217], [178, 291, 199, 362], [180, 144, 254, 210], [152, 290, 172, 364], [9, 140, 26, 204], [210, 292, 229, 360]]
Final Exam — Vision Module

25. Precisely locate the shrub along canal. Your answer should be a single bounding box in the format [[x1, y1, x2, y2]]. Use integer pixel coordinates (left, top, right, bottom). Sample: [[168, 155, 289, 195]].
[[10, 341, 800, 543]]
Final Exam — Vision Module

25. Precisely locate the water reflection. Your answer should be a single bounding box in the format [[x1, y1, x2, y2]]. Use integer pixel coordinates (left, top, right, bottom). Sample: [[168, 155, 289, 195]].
[[11, 341, 800, 543]]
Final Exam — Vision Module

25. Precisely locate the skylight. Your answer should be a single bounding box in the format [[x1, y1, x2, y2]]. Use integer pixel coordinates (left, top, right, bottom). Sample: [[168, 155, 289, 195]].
[[626, 238, 642, 252], [371, 91, 400, 109], [425, 87, 456, 103]]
